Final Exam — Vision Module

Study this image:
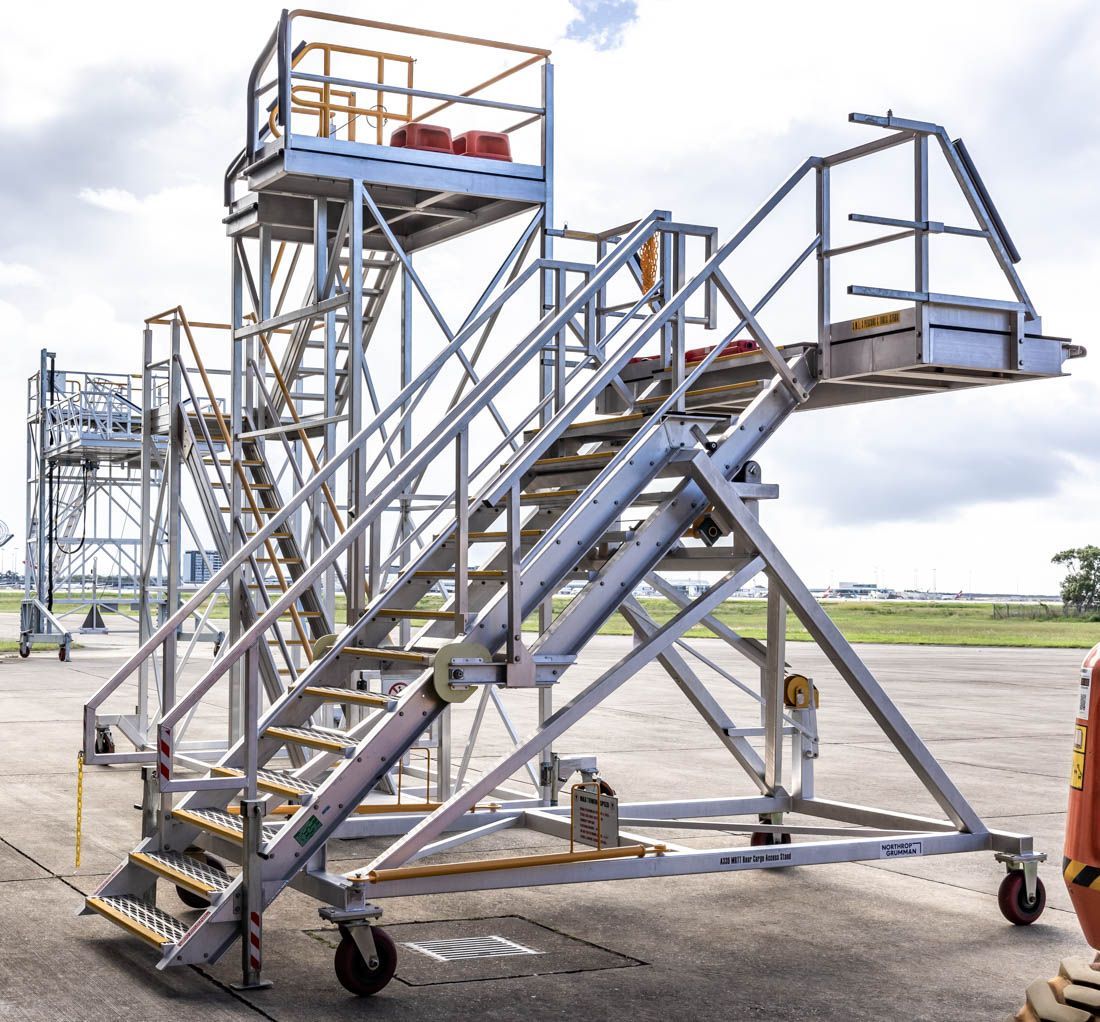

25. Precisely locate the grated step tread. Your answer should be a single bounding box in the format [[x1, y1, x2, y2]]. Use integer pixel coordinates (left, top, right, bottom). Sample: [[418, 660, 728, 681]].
[[130, 851, 234, 893], [172, 807, 281, 842], [265, 724, 357, 754], [86, 894, 189, 946]]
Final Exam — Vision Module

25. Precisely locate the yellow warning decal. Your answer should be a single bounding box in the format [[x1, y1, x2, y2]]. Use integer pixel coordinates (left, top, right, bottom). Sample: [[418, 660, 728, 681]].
[[850, 311, 902, 332], [1072, 724, 1087, 790]]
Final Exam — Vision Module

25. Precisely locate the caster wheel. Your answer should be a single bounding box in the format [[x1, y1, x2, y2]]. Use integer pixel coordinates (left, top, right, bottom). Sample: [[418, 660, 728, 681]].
[[94, 728, 115, 755], [177, 848, 229, 909], [998, 871, 1046, 925], [18, 643, 29, 659], [750, 831, 792, 847], [334, 927, 398, 996], [59, 645, 70, 662]]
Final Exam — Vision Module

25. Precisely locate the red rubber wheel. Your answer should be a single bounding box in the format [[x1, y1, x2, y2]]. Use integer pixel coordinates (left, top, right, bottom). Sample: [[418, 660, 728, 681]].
[[998, 871, 1046, 925], [334, 927, 398, 996], [750, 831, 792, 847]]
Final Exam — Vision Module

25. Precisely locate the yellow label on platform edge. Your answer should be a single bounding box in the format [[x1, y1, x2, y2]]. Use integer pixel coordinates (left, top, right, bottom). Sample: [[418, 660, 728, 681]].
[[1072, 723, 1087, 790], [850, 311, 902, 332]]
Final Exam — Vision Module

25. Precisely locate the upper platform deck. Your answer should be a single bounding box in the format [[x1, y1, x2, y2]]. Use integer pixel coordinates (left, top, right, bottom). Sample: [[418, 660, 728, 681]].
[[224, 10, 551, 252]]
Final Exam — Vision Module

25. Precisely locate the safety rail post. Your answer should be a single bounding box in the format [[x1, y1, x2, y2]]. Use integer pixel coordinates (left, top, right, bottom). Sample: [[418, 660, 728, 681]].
[[815, 165, 831, 378], [453, 429, 469, 636], [763, 578, 786, 795], [164, 319, 182, 738], [236, 798, 271, 991], [230, 245, 246, 743], [137, 327, 154, 736], [505, 482, 523, 670]]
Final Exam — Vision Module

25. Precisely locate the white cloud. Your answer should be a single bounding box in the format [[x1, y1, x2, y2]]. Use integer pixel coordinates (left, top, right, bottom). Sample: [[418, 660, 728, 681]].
[[77, 187, 142, 213], [0, 263, 42, 287]]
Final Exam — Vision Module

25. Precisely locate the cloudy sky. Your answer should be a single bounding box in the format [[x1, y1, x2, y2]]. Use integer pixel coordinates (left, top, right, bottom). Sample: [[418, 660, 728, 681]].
[[2, 0, 1097, 594]]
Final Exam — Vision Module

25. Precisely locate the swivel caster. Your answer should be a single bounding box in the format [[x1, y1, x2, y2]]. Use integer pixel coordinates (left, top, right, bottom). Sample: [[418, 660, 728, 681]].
[[750, 831, 792, 847], [59, 644, 68, 662], [177, 848, 230, 909], [998, 871, 1046, 925], [18, 642, 29, 659], [334, 925, 397, 996], [93, 727, 115, 756]]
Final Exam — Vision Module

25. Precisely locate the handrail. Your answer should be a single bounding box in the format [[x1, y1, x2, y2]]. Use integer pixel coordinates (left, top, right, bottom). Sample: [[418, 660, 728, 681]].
[[143, 214, 664, 737]]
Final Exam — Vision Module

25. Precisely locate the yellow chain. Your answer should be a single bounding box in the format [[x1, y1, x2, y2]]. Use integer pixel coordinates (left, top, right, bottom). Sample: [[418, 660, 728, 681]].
[[639, 235, 659, 293], [75, 750, 84, 868]]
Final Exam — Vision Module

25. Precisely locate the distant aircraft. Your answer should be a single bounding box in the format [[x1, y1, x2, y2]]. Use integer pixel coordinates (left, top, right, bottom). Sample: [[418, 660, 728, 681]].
[[953, 590, 964, 600]]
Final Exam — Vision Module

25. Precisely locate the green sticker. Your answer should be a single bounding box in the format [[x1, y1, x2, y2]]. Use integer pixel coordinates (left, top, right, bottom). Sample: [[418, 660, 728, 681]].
[[294, 815, 322, 847]]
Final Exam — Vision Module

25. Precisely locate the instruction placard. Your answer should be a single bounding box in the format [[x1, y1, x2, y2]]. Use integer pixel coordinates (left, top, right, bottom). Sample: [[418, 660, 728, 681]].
[[570, 787, 619, 849]]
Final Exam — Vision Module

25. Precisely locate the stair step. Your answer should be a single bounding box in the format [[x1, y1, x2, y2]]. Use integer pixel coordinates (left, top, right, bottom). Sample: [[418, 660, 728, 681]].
[[343, 646, 432, 666], [468, 530, 543, 541], [248, 531, 292, 539], [264, 724, 357, 755], [211, 766, 320, 798], [129, 850, 234, 897], [520, 487, 581, 504], [636, 379, 761, 407], [258, 557, 303, 564], [380, 608, 454, 620], [303, 685, 395, 709], [413, 569, 505, 580], [203, 458, 264, 466], [86, 895, 189, 947], [526, 411, 650, 443], [529, 451, 614, 473], [171, 807, 282, 843]]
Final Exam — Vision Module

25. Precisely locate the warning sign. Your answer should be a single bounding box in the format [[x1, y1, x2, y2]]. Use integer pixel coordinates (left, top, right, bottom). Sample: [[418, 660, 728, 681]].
[[1072, 724, 1088, 791], [570, 786, 619, 850]]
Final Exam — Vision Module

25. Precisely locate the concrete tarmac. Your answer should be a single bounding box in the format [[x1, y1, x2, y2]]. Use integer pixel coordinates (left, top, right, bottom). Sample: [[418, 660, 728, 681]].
[[0, 633, 1090, 1021]]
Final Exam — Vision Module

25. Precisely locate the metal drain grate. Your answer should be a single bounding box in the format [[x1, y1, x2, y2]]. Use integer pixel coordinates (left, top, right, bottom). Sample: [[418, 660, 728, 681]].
[[402, 935, 542, 962]]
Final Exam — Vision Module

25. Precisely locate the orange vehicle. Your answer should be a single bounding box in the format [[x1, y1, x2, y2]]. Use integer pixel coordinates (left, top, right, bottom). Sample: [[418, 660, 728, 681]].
[[1064, 642, 1100, 947]]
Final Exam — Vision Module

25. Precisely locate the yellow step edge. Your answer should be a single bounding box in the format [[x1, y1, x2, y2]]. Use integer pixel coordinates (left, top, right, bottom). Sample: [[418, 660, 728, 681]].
[[381, 608, 456, 620], [129, 851, 220, 896], [520, 488, 581, 500], [303, 686, 393, 708], [636, 379, 761, 406], [257, 557, 303, 564], [171, 808, 244, 844], [565, 411, 649, 431], [211, 765, 305, 799], [343, 646, 430, 665], [85, 896, 173, 947], [532, 451, 614, 468], [263, 726, 350, 753]]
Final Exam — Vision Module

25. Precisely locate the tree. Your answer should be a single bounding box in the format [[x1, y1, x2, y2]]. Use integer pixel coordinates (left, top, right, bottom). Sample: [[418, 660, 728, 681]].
[[1052, 546, 1100, 613]]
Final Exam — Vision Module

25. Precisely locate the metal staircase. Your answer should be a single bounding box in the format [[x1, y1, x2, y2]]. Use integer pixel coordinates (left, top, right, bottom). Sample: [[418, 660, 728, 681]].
[[79, 8, 1081, 1001]]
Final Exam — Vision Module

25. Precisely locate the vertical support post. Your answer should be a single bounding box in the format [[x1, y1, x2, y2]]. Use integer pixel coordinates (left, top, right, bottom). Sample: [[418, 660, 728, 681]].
[[453, 430, 468, 636], [316, 197, 338, 633], [537, 62, 556, 802], [229, 244, 245, 743], [505, 483, 523, 669], [554, 266, 567, 410], [347, 180, 367, 621], [398, 264, 414, 646], [764, 576, 786, 794], [137, 328, 154, 735], [161, 319, 183, 819], [236, 797, 272, 991], [816, 165, 831, 379], [34, 350, 50, 627], [671, 229, 686, 412], [914, 135, 930, 294]]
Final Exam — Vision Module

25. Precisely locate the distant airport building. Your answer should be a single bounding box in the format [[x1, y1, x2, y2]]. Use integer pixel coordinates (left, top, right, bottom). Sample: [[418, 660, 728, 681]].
[[184, 550, 222, 584]]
